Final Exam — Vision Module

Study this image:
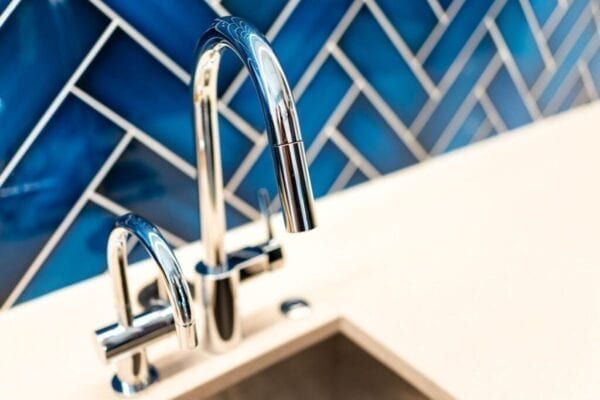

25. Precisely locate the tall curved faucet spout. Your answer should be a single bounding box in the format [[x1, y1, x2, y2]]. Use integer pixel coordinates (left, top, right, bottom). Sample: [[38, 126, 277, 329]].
[[192, 16, 317, 352]]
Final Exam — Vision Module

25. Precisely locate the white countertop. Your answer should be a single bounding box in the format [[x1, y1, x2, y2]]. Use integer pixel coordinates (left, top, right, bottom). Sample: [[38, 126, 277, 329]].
[[1, 102, 599, 399]]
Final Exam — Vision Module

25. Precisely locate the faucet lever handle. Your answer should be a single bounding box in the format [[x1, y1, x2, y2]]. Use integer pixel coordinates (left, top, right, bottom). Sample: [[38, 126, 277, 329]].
[[257, 188, 274, 241]]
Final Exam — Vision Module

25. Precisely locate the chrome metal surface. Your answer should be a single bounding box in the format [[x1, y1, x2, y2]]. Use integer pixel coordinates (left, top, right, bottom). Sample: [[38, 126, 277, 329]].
[[94, 214, 198, 396], [191, 16, 317, 353], [280, 298, 312, 320]]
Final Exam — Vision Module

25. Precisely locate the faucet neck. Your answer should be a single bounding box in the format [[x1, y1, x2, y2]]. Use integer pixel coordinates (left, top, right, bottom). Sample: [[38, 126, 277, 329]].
[[192, 17, 316, 272]]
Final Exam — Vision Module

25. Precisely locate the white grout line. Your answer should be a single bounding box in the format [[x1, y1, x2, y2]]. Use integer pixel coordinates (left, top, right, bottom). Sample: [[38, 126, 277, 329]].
[[364, 0, 439, 99], [224, 139, 267, 192], [532, 4, 593, 98], [578, 60, 599, 99], [476, 88, 508, 132], [427, 0, 449, 24], [89, 192, 188, 247], [543, 71, 583, 115], [1, 131, 134, 310], [306, 83, 361, 163], [293, 0, 363, 99], [329, 129, 380, 179], [330, 44, 428, 161], [573, 86, 590, 106], [223, 190, 261, 220], [591, 2, 600, 43], [542, 38, 600, 114], [89, 0, 191, 85], [430, 55, 503, 155], [220, 0, 301, 104], [542, 0, 569, 38], [518, 0, 556, 70], [218, 101, 264, 143], [417, 0, 464, 62], [71, 86, 197, 180], [0, 0, 21, 29], [328, 161, 358, 193], [293, 1, 363, 98], [265, 0, 300, 42], [131, 130, 197, 179], [472, 119, 495, 142], [203, 0, 229, 17], [0, 21, 118, 187], [485, 18, 542, 119], [410, 0, 508, 136]]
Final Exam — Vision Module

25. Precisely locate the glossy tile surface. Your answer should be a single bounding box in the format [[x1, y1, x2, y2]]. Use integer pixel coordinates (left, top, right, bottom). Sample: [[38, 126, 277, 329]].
[[1, 0, 599, 306]]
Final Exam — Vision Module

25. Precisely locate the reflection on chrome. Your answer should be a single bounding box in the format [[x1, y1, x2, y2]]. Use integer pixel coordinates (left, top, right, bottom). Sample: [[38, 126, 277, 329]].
[[192, 16, 317, 353], [94, 213, 197, 396]]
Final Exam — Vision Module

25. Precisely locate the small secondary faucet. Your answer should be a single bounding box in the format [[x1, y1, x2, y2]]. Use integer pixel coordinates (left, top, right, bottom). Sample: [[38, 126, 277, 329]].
[[192, 17, 317, 352], [94, 214, 197, 396]]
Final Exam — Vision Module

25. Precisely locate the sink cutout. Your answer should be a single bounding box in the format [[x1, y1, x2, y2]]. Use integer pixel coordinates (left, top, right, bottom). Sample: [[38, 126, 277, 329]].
[[204, 333, 430, 400]]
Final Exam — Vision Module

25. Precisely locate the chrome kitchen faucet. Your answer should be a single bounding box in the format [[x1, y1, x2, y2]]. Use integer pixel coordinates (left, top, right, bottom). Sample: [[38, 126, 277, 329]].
[[94, 214, 197, 396], [191, 16, 317, 353]]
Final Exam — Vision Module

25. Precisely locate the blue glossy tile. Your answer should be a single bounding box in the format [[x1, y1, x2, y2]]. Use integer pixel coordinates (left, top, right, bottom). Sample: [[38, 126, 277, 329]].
[[221, 0, 286, 33], [78, 29, 253, 175], [344, 169, 368, 189], [228, 0, 351, 131], [339, 6, 428, 126], [15, 203, 114, 303], [423, 1, 493, 83], [588, 50, 600, 91], [234, 148, 279, 211], [78, 29, 194, 162], [0, 0, 108, 171], [308, 140, 349, 198], [556, 77, 585, 114], [103, 0, 217, 72], [437, 0, 454, 10], [487, 66, 532, 129], [376, 0, 438, 54], [97, 140, 198, 241], [530, 0, 559, 26], [548, 0, 588, 53], [496, 1, 545, 88], [219, 117, 254, 184], [538, 21, 596, 110], [97, 139, 250, 244], [0, 0, 9, 12], [338, 95, 418, 174], [419, 33, 495, 151], [296, 57, 352, 146], [445, 103, 487, 152], [0, 95, 123, 304]]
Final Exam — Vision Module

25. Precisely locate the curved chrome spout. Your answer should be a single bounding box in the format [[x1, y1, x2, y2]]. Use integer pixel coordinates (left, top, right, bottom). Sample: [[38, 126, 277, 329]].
[[192, 16, 316, 269], [98, 214, 197, 395], [192, 17, 317, 352], [108, 214, 197, 349]]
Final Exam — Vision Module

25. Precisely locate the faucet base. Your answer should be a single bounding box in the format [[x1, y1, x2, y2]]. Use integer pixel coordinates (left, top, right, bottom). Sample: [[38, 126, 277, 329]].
[[111, 365, 158, 397]]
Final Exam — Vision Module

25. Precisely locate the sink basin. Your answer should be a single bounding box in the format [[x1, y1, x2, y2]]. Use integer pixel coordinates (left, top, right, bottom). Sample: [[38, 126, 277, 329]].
[[204, 333, 430, 400]]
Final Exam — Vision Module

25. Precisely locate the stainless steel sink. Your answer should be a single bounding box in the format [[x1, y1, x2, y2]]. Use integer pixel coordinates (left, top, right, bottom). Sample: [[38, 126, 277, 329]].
[[205, 334, 430, 400]]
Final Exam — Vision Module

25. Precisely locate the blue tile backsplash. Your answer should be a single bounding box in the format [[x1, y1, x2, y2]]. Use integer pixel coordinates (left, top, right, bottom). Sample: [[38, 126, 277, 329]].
[[0, 0, 599, 308]]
